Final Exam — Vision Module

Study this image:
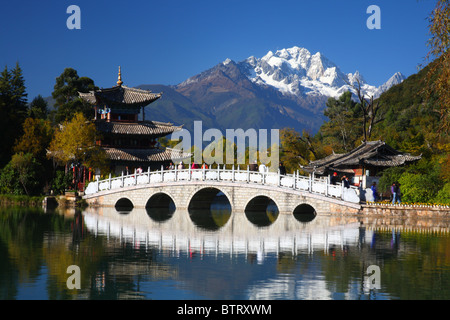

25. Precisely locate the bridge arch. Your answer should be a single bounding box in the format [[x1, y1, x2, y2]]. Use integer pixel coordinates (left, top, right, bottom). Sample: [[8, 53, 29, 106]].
[[293, 203, 317, 223], [115, 197, 134, 213], [145, 192, 176, 222], [187, 187, 233, 231], [244, 195, 280, 227]]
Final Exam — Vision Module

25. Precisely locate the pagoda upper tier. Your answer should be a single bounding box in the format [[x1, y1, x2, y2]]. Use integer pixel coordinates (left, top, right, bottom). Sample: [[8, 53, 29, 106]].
[[79, 66, 162, 110], [79, 85, 162, 109]]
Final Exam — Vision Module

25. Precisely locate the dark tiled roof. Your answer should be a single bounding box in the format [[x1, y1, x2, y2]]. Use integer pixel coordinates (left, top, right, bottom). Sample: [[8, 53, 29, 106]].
[[95, 120, 183, 136], [103, 147, 191, 163], [79, 85, 162, 108], [303, 140, 421, 174]]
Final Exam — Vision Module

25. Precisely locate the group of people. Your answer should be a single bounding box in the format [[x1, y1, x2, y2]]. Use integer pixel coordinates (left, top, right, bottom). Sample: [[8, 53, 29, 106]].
[[330, 172, 350, 188], [370, 181, 401, 204]]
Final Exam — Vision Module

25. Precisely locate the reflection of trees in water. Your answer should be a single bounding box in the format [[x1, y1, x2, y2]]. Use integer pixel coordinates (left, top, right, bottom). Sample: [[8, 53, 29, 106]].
[[2, 206, 450, 300]]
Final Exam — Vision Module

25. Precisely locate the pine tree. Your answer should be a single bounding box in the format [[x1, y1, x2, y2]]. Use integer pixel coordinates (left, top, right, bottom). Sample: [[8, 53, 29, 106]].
[[0, 63, 28, 167], [28, 95, 48, 119], [51, 68, 97, 124]]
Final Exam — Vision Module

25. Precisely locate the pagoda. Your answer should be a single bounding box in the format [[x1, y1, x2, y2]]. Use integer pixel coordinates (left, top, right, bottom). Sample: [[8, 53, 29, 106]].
[[79, 67, 190, 175]]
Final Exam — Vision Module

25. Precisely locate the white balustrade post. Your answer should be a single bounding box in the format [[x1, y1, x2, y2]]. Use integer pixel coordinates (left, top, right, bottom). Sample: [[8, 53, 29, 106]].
[[148, 166, 151, 184], [308, 174, 312, 192], [96, 176, 99, 193], [247, 165, 250, 183], [161, 165, 164, 182], [293, 171, 297, 189], [134, 169, 137, 185], [232, 165, 235, 182], [121, 171, 124, 187], [325, 176, 328, 197], [174, 163, 178, 181], [109, 173, 112, 190], [202, 165, 206, 181], [278, 169, 281, 187], [217, 164, 220, 181]]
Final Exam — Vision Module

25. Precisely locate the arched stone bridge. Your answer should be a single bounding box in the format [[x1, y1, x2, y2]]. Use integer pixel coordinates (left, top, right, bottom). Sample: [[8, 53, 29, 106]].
[[83, 167, 361, 215]]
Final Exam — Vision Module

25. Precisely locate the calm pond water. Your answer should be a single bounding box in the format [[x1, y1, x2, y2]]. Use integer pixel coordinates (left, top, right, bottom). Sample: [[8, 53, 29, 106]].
[[0, 203, 449, 300]]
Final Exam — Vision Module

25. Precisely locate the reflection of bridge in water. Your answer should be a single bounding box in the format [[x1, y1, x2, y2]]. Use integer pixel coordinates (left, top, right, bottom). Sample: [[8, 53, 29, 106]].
[[82, 206, 372, 259], [83, 168, 361, 216]]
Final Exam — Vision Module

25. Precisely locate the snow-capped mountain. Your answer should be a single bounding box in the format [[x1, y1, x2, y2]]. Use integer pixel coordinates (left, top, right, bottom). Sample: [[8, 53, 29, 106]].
[[236, 46, 404, 100], [144, 45, 407, 134], [373, 72, 406, 97]]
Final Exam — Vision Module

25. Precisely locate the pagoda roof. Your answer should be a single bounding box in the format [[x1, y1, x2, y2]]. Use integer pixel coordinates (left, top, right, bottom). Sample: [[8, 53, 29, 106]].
[[95, 120, 183, 137], [302, 140, 422, 175], [103, 147, 191, 163], [79, 85, 162, 109]]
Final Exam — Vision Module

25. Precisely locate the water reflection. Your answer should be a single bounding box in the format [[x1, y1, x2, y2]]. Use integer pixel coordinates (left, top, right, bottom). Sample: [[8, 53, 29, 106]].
[[1, 205, 450, 300]]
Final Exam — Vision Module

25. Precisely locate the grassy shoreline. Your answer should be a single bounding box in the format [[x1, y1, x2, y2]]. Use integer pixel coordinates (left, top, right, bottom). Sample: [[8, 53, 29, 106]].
[[0, 194, 46, 207]]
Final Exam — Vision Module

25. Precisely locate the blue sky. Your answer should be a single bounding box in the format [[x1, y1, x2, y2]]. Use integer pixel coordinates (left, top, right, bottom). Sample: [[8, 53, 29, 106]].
[[0, 0, 437, 100]]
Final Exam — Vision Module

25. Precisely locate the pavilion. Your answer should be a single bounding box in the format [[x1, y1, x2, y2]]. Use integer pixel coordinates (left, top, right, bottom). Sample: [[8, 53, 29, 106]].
[[79, 67, 191, 176], [302, 140, 421, 199]]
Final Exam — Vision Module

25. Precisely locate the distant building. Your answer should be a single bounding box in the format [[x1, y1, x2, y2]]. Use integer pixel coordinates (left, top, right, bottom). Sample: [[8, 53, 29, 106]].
[[79, 67, 190, 176], [302, 140, 421, 200]]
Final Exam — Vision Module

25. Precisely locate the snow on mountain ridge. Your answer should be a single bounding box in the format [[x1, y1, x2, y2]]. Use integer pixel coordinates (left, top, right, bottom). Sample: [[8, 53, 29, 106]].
[[234, 46, 403, 99]]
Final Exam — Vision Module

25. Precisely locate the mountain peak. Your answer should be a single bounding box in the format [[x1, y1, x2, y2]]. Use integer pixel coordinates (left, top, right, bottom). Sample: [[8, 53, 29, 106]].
[[222, 58, 233, 66]]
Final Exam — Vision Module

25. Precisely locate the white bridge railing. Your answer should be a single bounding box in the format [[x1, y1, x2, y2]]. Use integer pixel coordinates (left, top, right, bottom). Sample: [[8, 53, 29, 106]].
[[84, 166, 360, 203]]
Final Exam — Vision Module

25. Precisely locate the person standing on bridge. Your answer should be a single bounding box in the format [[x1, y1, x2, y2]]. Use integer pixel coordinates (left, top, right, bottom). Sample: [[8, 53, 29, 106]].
[[371, 182, 378, 202], [250, 160, 258, 172], [330, 172, 338, 185], [191, 162, 200, 170], [342, 175, 350, 188], [259, 163, 267, 174], [279, 162, 286, 175], [178, 162, 184, 170]]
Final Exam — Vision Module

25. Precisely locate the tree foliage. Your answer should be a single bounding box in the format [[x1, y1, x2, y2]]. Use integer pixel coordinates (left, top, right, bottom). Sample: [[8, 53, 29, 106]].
[[424, 0, 450, 133], [14, 118, 53, 160], [51, 68, 97, 123], [0, 62, 28, 167], [28, 95, 48, 119], [48, 112, 108, 171], [0, 153, 42, 195], [280, 128, 326, 174], [320, 91, 362, 152]]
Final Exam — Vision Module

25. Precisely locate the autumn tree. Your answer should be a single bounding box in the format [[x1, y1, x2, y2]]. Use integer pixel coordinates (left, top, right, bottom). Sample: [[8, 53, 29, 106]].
[[280, 128, 325, 174], [47, 112, 108, 190], [14, 118, 53, 160], [424, 0, 450, 133]]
